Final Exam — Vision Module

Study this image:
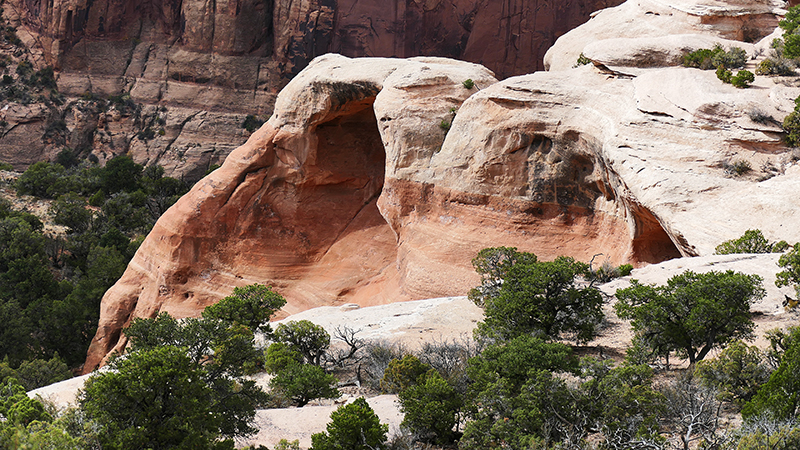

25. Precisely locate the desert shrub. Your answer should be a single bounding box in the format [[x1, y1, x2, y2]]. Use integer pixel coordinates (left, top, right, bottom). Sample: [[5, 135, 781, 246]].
[[242, 114, 264, 133], [462, 78, 475, 89], [310, 397, 388, 450], [380, 354, 431, 394], [723, 159, 752, 176], [589, 257, 634, 283], [473, 248, 603, 344], [273, 320, 330, 366], [416, 336, 479, 394], [0, 161, 12, 171], [15, 161, 66, 198], [785, 110, 800, 147], [397, 369, 463, 445], [684, 45, 747, 70], [575, 53, 592, 67], [695, 340, 771, 407], [717, 66, 732, 83], [756, 57, 796, 76], [659, 374, 726, 448], [360, 341, 407, 388], [264, 342, 303, 374], [731, 419, 800, 450], [748, 108, 774, 124], [274, 439, 300, 450], [0, 353, 72, 391], [731, 69, 755, 88], [615, 270, 765, 364], [269, 362, 339, 407], [203, 284, 286, 335], [715, 229, 786, 255], [743, 331, 800, 420], [777, 243, 800, 298], [580, 360, 665, 446], [53, 193, 93, 233]]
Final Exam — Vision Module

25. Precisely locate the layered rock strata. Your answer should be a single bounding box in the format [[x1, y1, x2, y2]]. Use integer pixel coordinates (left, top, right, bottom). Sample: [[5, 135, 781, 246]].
[[0, 0, 624, 178], [86, 0, 800, 370]]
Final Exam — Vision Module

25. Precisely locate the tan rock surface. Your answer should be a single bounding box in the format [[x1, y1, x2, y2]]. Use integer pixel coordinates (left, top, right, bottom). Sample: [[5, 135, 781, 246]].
[[544, 0, 783, 71], [86, 0, 800, 370]]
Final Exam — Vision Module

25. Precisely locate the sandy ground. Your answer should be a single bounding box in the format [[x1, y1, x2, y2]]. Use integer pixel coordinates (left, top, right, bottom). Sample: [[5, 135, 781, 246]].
[[28, 254, 798, 448]]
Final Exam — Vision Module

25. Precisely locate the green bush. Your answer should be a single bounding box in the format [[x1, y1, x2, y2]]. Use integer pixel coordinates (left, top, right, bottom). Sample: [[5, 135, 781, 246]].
[[15, 161, 66, 198], [716, 66, 732, 83], [732, 421, 800, 450], [462, 78, 475, 89], [756, 57, 796, 76], [310, 398, 388, 450], [785, 110, 800, 147], [242, 115, 264, 133], [53, 193, 92, 233], [715, 229, 785, 255], [743, 332, 800, 420], [473, 249, 603, 344], [0, 161, 12, 171], [203, 284, 286, 335], [777, 243, 800, 297], [273, 320, 330, 366], [695, 340, 771, 407], [269, 363, 339, 407], [731, 70, 755, 88], [380, 354, 431, 393], [684, 45, 747, 70], [264, 342, 303, 374], [615, 270, 765, 364], [397, 369, 463, 445]]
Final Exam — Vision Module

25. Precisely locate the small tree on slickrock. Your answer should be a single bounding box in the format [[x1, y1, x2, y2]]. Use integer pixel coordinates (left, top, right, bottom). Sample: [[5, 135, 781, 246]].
[[615, 270, 765, 364]]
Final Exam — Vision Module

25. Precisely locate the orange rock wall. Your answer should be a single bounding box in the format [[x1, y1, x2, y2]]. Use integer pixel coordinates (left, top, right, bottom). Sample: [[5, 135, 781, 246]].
[[84, 56, 643, 371]]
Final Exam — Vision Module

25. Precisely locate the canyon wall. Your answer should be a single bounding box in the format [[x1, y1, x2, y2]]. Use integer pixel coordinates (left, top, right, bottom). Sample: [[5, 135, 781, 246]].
[[0, 0, 624, 179], [84, 0, 800, 371]]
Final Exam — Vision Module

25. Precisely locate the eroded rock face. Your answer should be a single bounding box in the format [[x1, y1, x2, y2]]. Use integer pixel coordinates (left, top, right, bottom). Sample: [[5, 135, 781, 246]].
[[0, 0, 624, 178], [544, 0, 784, 71], [85, 0, 800, 370]]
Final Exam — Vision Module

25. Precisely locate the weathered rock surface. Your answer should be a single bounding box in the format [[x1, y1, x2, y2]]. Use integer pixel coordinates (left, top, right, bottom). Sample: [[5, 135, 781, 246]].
[[0, 0, 624, 177], [85, 0, 800, 370], [544, 0, 784, 71]]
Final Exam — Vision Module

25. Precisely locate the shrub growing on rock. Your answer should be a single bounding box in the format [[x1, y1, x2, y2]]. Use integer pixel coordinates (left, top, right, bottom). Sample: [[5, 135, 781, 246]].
[[310, 397, 388, 450], [777, 243, 800, 298], [473, 249, 604, 344], [615, 270, 765, 364], [731, 69, 755, 88], [684, 45, 746, 70], [715, 229, 788, 255]]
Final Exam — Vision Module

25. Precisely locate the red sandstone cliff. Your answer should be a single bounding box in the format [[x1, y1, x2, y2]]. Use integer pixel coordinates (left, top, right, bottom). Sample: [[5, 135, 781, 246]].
[[83, 0, 800, 371], [0, 0, 624, 180]]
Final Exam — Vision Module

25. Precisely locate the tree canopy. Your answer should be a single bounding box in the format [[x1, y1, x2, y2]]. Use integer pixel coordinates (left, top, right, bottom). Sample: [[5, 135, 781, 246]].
[[615, 270, 765, 364], [472, 248, 603, 344], [80, 287, 283, 448], [310, 397, 388, 450]]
